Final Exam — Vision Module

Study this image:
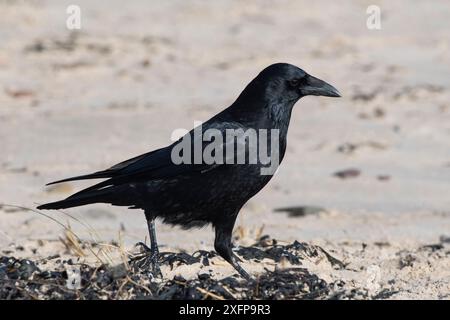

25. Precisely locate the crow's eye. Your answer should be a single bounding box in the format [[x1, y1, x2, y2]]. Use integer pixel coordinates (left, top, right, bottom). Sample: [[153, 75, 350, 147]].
[[289, 79, 300, 87], [289, 76, 308, 88]]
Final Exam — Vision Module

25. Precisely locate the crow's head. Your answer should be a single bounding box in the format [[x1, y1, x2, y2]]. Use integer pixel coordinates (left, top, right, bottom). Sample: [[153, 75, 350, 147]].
[[245, 63, 341, 105]]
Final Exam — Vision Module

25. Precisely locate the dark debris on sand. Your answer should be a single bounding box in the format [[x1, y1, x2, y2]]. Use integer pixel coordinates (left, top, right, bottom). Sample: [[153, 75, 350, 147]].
[[0, 237, 350, 300]]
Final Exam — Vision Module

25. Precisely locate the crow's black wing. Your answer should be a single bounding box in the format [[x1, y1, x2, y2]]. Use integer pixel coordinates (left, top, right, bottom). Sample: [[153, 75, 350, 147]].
[[47, 121, 247, 190], [45, 147, 164, 185], [38, 121, 252, 210]]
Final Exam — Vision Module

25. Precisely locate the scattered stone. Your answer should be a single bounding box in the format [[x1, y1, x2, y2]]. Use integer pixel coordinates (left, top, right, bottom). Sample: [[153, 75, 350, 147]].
[[420, 244, 444, 252], [274, 206, 328, 218], [377, 175, 391, 181], [398, 252, 416, 269], [4, 88, 35, 99], [439, 236, 450, 244], [337, 141, 387, 155], [333, 168, 361, 179]]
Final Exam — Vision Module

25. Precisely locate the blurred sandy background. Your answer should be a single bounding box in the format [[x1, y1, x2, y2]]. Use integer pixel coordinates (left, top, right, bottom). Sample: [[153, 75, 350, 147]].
[[0, 1, 449, 298]]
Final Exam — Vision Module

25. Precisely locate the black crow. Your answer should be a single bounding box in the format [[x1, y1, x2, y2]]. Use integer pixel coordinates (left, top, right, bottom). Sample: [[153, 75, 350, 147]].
[[37, 63, 340, 280]]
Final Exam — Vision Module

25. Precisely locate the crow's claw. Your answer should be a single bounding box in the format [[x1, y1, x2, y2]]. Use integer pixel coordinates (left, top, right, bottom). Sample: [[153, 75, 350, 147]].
[[130, 242, 162, 278]]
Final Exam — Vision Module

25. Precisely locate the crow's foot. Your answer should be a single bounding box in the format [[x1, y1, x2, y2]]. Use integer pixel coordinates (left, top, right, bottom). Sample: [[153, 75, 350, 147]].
[[130, 242, 162, 278]]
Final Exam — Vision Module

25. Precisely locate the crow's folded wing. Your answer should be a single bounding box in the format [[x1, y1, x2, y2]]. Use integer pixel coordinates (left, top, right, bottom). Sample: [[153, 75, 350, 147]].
[[47, 121, 249, 191]]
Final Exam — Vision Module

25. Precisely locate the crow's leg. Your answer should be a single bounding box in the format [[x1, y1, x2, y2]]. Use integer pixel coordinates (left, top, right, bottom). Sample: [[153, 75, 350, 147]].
[[214, 219, 252, 281], [131, 215, 162, 277]]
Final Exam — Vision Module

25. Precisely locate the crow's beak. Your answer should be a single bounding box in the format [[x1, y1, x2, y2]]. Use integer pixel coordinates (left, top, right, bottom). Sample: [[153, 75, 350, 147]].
[[301, 74, 341, 98]]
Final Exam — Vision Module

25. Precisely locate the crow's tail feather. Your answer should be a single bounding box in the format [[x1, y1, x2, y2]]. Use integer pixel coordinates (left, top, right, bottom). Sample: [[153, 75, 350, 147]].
[[45, 170, 116, 186], [37, 185, 119, 210]]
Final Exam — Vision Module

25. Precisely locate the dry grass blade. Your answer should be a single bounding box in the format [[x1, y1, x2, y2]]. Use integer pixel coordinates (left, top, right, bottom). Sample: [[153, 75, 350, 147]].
[[255, 224, 265, 239], [125, 276, 153, 295], [220, 285, 236, 299], [196, 287, 225, 300], [0, 204, 111, 264], [118, 230, 130, 271], [115, 278, 130, 299], [61, 224, 86, 257]]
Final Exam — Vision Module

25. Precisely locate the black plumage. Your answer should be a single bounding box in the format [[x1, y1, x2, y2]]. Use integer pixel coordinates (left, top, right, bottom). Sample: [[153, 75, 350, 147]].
[[38, 63, 340, 280]]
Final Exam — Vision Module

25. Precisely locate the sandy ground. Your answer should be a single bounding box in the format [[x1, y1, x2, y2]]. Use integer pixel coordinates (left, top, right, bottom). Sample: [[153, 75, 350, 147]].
[[0, 1, 449, 299]]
